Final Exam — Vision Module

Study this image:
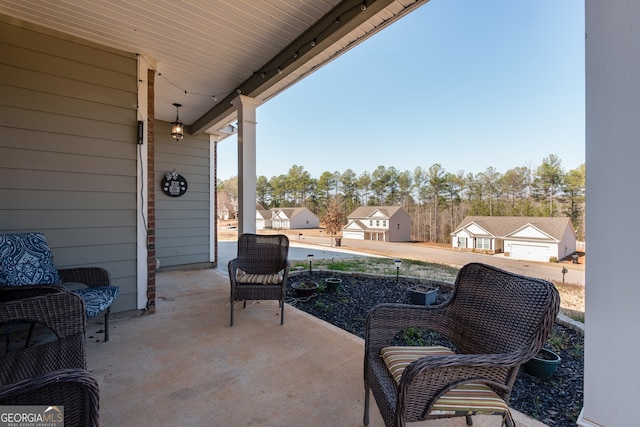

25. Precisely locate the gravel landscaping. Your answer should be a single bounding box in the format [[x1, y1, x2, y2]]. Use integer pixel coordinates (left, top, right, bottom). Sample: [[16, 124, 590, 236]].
[[286, 271, 584, 427]]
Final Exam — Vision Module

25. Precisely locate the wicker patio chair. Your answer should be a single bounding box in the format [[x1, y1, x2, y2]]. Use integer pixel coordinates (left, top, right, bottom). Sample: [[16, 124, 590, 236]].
[[228, 233, 289, 326], [0, 232, 120, 341], [0, 285, 87, 384], [0, 286, 99, 426], [363, 262, 560, 427], [0, 368, 99, 427]]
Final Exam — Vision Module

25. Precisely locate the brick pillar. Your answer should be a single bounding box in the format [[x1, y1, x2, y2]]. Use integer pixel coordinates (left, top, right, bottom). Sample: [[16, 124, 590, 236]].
[[146, 69, 156, 313]]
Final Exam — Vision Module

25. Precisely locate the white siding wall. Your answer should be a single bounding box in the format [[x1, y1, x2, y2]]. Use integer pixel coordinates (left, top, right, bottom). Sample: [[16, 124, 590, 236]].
[[0, 17, 138, 312]]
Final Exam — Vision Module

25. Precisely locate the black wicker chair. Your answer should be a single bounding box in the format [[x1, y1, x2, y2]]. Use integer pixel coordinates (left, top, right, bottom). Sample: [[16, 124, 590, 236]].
[[0, 368, 99, 427], [0, 286, 99, 426], [0, 232, 119, 341], [228, 234, 289, 326], [363, 262, 560, 427]]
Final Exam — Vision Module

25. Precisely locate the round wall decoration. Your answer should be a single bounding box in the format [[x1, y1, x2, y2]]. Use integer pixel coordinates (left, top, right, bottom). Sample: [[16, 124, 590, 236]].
[[161, 171, 188, 197]]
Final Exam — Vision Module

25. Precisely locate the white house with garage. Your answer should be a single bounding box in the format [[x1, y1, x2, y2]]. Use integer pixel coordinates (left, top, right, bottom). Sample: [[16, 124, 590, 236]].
[[451, 216, 577, 262], [343, 206, 411, 242]]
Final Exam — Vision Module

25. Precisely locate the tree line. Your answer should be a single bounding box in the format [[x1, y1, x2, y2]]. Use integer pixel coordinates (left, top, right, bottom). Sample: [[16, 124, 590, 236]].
[[218, 154, 586, 242]]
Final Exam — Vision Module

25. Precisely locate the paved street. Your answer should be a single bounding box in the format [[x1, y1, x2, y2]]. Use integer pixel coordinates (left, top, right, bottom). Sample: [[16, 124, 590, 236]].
[[219, 235, 584, 285]]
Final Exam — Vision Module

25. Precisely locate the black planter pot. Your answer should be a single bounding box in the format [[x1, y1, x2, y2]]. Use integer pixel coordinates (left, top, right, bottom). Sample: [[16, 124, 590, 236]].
[[324, 277, 342, 292], [522, 348, 561, 377], [407, 285, 438, 305], [292, 281, 318, 297]]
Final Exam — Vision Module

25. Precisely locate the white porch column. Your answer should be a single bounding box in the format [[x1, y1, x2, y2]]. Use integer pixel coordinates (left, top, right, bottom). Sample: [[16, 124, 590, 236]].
[[135, 59, 150, 310], [232, 95, 260, 235], [580, 1, 640, 425]]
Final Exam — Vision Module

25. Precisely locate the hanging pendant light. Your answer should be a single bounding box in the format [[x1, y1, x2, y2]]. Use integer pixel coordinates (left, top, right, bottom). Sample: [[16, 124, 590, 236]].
[[171, 103, 184, 140]]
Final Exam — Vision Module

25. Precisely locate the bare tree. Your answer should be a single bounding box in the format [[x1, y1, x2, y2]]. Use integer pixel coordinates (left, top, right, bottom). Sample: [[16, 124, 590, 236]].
[[322, 199, 346, 246]]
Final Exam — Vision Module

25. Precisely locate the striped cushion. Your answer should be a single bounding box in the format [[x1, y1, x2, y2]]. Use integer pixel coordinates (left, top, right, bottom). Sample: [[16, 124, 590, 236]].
[[236, 268, 282, 285], [382, 346, 454, 383], [381, 346, 511, 418]]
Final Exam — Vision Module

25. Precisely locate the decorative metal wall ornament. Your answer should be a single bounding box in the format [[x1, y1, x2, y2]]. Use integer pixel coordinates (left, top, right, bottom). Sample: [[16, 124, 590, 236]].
[[161, 170, 188, 197]]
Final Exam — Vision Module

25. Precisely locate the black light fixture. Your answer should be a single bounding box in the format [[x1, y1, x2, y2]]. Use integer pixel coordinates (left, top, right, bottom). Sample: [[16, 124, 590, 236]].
[[307, 254, 314, 275], [394, 259, 402, 283], [171, 103, 183, 140]]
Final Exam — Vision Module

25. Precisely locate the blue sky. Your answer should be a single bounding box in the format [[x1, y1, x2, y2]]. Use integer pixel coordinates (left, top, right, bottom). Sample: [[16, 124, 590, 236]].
[[216, 0, 585, 181]]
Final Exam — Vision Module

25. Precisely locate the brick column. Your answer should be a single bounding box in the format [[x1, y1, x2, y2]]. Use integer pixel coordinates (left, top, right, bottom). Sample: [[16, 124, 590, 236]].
[[146, 69, 156, 313]]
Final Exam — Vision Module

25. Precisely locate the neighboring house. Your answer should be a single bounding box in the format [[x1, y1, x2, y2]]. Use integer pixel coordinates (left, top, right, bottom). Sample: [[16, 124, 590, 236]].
[[255, 204, 272, 230], [451, 216, 577, 262], [217, 192, 237, 220], [343, 206, 411, 242], [271, 208, 319, 229]]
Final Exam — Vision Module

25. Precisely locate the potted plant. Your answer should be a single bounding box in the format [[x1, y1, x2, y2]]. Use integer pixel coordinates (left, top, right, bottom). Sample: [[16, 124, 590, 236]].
[[407, 284, 438, 305], [291, 281, 319, 297], [324, 276, 343, 292], [522, 348, 561, 377]]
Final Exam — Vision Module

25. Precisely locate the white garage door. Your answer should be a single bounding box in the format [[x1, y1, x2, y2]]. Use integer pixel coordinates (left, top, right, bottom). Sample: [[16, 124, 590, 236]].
[[510, 244, 550, 262], [343, 231, 364, 240]]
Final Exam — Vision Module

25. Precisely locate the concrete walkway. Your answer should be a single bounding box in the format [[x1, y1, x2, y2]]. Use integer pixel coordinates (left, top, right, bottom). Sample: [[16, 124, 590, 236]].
[[87, 269, 547, 427]]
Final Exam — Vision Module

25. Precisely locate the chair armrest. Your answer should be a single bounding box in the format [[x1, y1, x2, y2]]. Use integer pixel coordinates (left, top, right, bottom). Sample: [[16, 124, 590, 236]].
[[58, 267, 111, 288], [0, 368, 99, 427], [228, 258, 242, 286], [0, 286, 86, 338], [280, 259, 289, 284]]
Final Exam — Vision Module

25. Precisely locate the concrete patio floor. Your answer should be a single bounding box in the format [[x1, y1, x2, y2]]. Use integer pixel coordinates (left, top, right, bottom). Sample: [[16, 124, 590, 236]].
[[86, 268, 547, 427]]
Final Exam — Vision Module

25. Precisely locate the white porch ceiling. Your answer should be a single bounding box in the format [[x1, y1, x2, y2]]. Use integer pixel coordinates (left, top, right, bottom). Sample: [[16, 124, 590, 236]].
[[0, 0, 429, 138]]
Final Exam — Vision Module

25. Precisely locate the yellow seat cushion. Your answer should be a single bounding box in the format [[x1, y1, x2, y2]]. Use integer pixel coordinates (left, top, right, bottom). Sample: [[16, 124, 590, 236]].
[[381, 346, 511, 417], [236, 268, 283, 284]]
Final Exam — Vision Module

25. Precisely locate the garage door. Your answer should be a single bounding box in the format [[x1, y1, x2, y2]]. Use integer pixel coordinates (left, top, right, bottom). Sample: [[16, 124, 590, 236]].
[[510, 244, 550, 262], [343, 231, 364, 240]]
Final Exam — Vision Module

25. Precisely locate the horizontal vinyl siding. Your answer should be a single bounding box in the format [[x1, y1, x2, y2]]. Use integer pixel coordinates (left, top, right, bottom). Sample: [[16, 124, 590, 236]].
[[0, 17, 139, 312], [155, 120, 212, 269]]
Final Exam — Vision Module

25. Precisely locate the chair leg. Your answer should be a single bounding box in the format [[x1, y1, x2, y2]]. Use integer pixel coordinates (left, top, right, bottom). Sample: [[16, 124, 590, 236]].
[[504, 412, 514, 427], [230, 300, 234, 327], [363, 385, 370, 426], [104, 307, 111, 342], [280, 298, 284, 325]]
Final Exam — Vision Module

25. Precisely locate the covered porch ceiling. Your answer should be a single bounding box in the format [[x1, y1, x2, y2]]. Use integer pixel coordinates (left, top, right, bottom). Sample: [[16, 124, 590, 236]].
[[0, 0, 429, 139]]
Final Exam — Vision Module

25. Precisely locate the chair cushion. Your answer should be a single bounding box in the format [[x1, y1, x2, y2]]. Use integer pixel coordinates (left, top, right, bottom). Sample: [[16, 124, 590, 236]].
[[381, 346, 454, 383], [381, 346, 511, 417], [0, 232, 61, 286], [236, 268, 283, 285], [72, 285, 120, 317]]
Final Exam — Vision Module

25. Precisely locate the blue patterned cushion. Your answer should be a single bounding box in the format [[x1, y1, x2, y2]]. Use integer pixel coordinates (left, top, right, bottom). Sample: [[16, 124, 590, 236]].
[[0, 232, 62, 286], [73, 285, 121, 317]]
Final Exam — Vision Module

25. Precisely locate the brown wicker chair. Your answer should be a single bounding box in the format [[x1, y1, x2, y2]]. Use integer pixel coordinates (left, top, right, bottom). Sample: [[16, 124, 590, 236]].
[[0, 368, 100, 427], [0, 285, 99, 426], [0, 285, 87, 383], [363, 262, 560, 427], [228, 234, 289, 326]]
